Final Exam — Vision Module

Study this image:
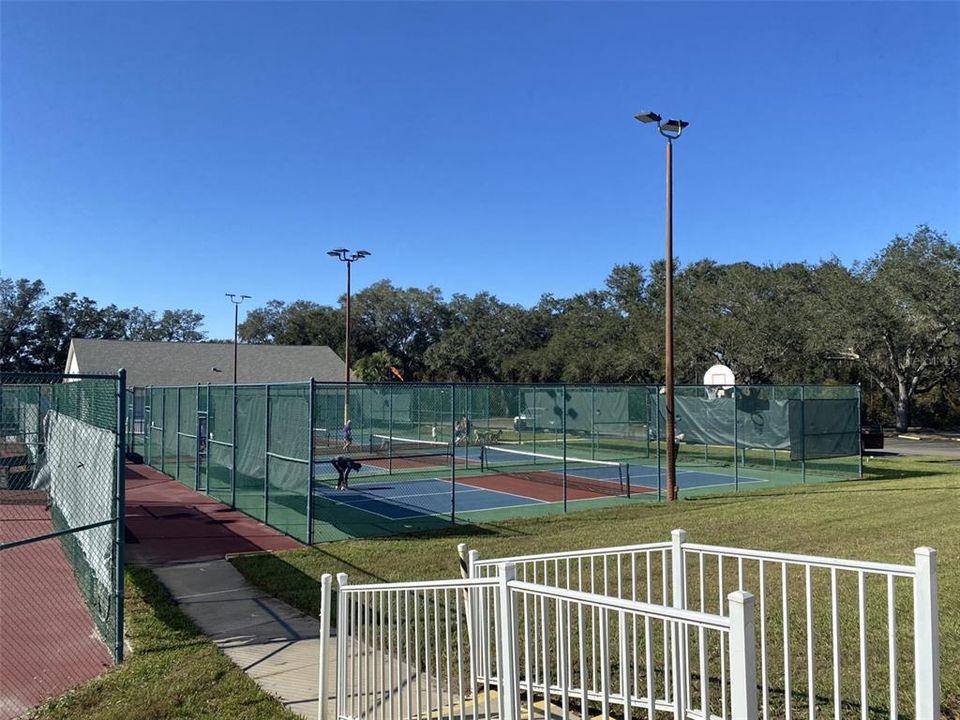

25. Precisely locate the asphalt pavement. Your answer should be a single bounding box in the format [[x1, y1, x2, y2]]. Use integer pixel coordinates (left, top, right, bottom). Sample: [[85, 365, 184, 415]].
[[868, 432, 960, 459]]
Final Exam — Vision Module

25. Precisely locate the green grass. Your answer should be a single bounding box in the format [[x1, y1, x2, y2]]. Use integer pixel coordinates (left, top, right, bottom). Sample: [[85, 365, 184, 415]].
[[231, 454, 960, 718], [29, 566, 300, 720]]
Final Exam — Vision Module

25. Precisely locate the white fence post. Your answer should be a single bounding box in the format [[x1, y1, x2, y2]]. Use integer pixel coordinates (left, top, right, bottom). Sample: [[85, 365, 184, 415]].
[[671, 528, 689, 714], [497, 562, 519, 720], [913, 547, 940, 718], [335, 573, 349, 720], [729, 590, 757, 720], [318, 573, 332, 720]]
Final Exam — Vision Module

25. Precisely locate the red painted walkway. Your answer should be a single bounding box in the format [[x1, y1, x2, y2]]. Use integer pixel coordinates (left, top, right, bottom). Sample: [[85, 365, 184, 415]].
[[125, 463, 302, 566], [0, 463, 303, 719], [0, 503, 113, 720]]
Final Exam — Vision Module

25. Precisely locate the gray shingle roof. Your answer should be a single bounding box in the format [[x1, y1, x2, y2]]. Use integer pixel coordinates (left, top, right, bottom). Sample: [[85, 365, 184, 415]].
[[66, 339, 349, 388]]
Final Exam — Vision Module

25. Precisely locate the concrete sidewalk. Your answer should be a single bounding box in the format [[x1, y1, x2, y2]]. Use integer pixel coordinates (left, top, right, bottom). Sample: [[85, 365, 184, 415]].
[[125, 463, 332, 719], [153, 559, 334, 719]]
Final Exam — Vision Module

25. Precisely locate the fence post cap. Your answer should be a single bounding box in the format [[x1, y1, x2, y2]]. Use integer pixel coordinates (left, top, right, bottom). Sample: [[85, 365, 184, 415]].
[[727, 590, 755, 605], [671, 528, 687, 541], [914, 546, 937, 559], [336, 572, 349, 587]]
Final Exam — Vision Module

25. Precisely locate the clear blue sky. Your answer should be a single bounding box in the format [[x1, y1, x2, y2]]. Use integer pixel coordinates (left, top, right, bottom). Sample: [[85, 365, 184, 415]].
[[2, 1, 958, 340]]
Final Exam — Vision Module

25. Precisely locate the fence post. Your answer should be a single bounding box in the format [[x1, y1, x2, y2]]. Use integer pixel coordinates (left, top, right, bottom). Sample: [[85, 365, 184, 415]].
[[231, 383, 238, 509], [176, 387, 181, 481], [459, 544, 477, 696], [335, 572, 349, 720], [857, 383, 864, 479], [317, 573, 332, 720], [160, 388, 166, 476], [307, 379, 315, 546], [913, 547, 940, 718], [450, 383, 456, 524], [656, 387, 662, 501], [114, 369, 127, 663], [264, 384, 270, 524], [671, 529, 688, 712], [728, 590, 757, 720], [497, 562, 519, 720], [195, 383, 201, 491]]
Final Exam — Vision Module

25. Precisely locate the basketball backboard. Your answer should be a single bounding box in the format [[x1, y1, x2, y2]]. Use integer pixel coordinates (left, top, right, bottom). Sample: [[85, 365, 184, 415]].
[[703, 363, 735, 390]]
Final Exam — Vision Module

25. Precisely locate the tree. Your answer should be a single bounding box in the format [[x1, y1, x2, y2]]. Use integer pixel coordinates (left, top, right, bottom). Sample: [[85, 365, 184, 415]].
[[0, 278, 47, 370], [31, 293, 128, 370], [817, 227, 960, 430], [349, 281, 446, 380], [239, 300, 343, 348], [677, 261, 822, 384], [1, 275, 208, 371], [353, 350, 403, 382], [422, 292, 536, 381]]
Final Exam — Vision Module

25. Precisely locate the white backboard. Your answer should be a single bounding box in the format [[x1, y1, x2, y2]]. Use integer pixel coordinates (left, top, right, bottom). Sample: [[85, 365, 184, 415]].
[[703, 363, 735, 389]]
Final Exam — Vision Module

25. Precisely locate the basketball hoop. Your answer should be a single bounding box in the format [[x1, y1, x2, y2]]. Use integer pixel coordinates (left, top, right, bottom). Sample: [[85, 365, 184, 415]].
[[703, 364, 735, 398]]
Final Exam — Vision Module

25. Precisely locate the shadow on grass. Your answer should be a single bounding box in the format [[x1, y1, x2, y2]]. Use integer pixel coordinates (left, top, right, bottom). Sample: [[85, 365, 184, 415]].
[[124, 565, 207, 655]]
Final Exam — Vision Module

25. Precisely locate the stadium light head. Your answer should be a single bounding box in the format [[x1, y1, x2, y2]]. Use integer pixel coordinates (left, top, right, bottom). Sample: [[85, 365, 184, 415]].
[[355, 250, 371, 258], [661, 119, 689, 135], [635, 111, 662, 124]]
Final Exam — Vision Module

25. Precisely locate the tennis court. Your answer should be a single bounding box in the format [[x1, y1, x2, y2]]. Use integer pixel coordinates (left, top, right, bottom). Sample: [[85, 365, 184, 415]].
[[310, 441, 776, 527], [143, 380, 862, 542], [311, 443, 635, 528]]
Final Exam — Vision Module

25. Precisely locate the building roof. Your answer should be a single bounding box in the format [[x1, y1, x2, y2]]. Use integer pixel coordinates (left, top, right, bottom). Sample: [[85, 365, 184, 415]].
[[65, 339, 349, 388]]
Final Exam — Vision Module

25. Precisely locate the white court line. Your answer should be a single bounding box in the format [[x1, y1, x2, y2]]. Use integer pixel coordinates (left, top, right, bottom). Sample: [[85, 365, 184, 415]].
[[435, 476, 550, 505], [312, 489, 448, 521]]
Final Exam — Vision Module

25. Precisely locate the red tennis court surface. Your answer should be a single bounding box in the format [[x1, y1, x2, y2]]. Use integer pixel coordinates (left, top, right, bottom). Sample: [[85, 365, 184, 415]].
[[457, 471, 623, 502], [125, 463, 302, 566]]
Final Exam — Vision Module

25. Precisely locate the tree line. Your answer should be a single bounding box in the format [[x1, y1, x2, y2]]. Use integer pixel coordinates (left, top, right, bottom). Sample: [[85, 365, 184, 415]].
[[3, 227, 957, 430]]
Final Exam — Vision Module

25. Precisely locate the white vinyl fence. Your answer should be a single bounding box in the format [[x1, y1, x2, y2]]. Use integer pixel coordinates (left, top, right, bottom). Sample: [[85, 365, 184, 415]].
[[463, 530, 940, 720], [324, 564, 759, 720]]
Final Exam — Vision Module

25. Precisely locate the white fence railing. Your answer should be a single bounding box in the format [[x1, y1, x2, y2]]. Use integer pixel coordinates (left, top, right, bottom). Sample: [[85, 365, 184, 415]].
[[325, 564, 759, 720], [463, 530, 940, 720]]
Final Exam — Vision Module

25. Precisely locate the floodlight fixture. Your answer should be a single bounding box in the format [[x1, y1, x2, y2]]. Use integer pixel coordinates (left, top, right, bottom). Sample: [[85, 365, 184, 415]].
[[634, 111, 662, 124], [225, 293, 252, 384]]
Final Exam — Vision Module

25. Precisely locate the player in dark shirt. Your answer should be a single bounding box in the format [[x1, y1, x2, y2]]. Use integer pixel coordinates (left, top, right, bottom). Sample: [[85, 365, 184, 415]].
[[331, 456, 362, 490]]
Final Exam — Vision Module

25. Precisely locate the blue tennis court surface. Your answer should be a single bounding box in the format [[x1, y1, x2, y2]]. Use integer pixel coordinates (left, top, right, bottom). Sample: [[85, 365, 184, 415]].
[[313, 477, 546, 521], [312, 458, 772, 522], [630, 466, 769, 493]]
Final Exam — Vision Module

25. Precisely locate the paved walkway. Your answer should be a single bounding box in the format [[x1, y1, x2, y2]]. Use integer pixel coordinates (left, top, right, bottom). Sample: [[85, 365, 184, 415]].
[[126, 464, 333, 719]]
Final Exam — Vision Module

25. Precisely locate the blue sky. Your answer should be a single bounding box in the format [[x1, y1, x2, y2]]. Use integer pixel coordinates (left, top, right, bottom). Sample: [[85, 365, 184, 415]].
[[2, 1, 958, 340]]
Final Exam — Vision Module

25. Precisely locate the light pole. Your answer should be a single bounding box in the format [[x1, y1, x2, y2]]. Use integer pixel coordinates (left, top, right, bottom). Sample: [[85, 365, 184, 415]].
[[635, 110, 689, 502], [225, 293, 251, 385], [327, 248, 371, 425]]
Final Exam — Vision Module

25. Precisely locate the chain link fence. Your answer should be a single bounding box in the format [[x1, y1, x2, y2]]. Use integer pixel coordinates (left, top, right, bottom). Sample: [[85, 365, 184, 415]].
[[0, 372, 125, 719], [143, 381, 861, 544]]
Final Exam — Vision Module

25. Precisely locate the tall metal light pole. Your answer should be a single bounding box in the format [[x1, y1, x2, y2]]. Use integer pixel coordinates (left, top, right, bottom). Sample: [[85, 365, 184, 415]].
[[327, 248, 371, 425], [635, 111, 689, 502], [225, 293, 251, 385]]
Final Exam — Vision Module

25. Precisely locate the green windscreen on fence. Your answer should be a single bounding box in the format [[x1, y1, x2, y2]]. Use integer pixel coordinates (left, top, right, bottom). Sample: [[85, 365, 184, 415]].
[[235, 386, 267, 522], [206, 385, 234, 505], [266, 384, 310, 542], [177, 387, 198, 489]]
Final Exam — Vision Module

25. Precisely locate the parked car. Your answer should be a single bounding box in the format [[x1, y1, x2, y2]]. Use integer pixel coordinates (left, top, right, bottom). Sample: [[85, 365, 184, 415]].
[[861, 425, 884, 450], [513, 408, 557, 431]]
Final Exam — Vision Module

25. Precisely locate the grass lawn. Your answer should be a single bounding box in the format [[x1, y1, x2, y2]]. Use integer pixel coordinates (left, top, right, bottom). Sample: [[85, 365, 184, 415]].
[[231, 454, 960, 718], [29, 566, 300, 720]]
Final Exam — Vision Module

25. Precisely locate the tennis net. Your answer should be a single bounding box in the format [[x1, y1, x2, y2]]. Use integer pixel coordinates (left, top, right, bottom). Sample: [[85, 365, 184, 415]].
[[369, 434, 451, 458], [479, 445, 630, 497]]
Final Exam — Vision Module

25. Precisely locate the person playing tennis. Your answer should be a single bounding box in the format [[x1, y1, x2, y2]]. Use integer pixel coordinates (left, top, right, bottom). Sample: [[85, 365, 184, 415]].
[[331, 455, 362, 490], [342, 419, 352, 450]]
